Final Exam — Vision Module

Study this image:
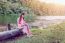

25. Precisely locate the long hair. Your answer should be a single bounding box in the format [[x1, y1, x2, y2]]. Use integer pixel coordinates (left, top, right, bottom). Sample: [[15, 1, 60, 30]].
[[19, 13, 25, 24]]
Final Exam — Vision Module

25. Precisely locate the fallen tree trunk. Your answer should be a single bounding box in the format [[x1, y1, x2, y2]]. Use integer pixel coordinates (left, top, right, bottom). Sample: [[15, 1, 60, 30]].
[[0, 29, 24, 40]]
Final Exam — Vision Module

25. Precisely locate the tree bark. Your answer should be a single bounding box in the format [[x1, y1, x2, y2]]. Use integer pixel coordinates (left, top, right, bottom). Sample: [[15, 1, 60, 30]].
[[0, 29, 23, 40]]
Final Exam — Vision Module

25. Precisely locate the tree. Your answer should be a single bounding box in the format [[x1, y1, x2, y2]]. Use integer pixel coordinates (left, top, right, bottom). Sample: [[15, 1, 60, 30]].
[[20, 0, 65, 16]]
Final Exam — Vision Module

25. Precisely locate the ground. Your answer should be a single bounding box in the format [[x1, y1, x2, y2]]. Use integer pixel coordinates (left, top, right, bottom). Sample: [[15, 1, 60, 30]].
[[0, 25, 7, 32], [0, 22, 65, 43]]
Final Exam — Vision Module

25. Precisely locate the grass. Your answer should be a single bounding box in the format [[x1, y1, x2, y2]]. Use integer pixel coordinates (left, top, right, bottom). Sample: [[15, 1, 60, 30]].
[[1, 22, 65, 43], [5, 29, 50, 43]]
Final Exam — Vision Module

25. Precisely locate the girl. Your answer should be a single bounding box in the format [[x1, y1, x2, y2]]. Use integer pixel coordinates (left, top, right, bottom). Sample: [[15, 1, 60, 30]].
[[17, 12, 32, 36]]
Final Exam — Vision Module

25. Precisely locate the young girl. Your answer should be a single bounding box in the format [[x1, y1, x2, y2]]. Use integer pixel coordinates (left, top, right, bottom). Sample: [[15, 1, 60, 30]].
[[17, 13, 24, 29], [17, 12, 32, 36]]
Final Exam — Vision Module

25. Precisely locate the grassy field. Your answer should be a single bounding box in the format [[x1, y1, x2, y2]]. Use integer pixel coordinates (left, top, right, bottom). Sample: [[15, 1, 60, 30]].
[[1, 22, 65, 43]]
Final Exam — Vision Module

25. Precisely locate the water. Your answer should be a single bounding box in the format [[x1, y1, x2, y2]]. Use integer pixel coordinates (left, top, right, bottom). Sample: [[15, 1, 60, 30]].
[[37, 16, 65, 20]]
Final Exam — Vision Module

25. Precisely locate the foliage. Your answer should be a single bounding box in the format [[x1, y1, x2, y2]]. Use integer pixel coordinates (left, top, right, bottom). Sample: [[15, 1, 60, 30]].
[[0, 0, 36, 25], [0, 0, 21, 15], [20, 0, 65, 16], [24, 10, 36, 22], [0, 0, 21, 24]]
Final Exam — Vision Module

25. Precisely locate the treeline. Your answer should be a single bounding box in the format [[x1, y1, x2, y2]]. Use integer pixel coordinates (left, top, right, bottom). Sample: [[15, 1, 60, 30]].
[[20, 0, 65, 16]]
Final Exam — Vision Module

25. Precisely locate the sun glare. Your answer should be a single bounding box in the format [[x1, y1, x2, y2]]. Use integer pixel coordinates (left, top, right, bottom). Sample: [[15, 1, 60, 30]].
[[38, 0, 65, 5]]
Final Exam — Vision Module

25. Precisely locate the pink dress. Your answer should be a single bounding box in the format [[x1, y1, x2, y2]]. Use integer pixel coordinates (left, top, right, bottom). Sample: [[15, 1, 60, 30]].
[[17, 16, 31, 35], [17, 17, 24, 28], [22, 22, 31, 35]]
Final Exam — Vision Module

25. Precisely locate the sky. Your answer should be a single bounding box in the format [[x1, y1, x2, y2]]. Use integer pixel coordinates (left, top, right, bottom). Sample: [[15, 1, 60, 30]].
[[38, 0, 65, 5]]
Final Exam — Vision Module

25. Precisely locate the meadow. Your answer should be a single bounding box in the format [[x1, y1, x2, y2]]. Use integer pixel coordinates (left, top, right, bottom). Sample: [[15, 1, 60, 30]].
[[1, 22, 65, 43]]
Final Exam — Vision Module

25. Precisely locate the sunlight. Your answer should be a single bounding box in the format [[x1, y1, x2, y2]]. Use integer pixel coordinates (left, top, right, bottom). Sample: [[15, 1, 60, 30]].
[[38, 0, 65, 5]]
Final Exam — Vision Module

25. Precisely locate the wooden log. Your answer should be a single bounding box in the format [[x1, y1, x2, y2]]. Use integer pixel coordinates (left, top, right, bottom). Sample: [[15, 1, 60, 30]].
[[0, 29, 24, 40]]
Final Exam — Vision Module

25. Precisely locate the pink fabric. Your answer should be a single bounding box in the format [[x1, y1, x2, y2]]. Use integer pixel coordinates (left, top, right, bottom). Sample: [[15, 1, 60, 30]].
[[17, 15, 31, 35], [17, 16, 24, 28], [17, 19, 21, 28], [22, 22, 31, 35]]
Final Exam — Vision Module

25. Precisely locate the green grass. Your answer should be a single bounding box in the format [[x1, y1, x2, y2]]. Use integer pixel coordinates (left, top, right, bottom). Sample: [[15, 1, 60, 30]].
[[4, 22, 65, 43], [6, 29, 50, 43], [0, 14, 18, 24]]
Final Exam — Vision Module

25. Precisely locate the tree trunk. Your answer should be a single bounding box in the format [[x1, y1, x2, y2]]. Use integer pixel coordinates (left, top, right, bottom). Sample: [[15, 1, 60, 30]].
[[0, 29, 24, 40]]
